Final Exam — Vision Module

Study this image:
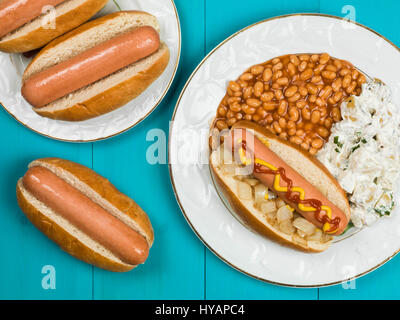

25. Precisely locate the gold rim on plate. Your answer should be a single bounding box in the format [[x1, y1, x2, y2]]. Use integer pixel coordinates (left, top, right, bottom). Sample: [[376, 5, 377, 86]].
[[168, 13, 400, 288], [0, 0, 181, 143]]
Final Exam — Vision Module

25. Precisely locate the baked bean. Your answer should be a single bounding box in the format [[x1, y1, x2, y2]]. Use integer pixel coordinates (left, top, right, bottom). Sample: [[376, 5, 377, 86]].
[[311, 138, 324, 149], [324, 118, 332, 128], [229, 102, 241, 113], [227, 118, 237, 126], [332, 78, 342, 92], [278, 117, 287, 129], [216, 120, 228, 130], [290, 55, 300, 66], [261, 92, 274, 102], [288, 63, 296, 76], [326, 65, 337, 72], [299, 87, 308, 96], [309, 148, 318, 155], [240, 73, 253, 81], [263, 101, 278, 111], [285, 86, 298, 98], [251, 65, 264, 75], [247, 98, 262, 108], [263, 68, 273, 81], [229, 81, 240, 92], [287, 120, 296, 129], [272, 62, 283, 71], [301, 142, 310, 150], [296, 100, 307, 109], [272, 121, 282, 133], [342, 74, 351, 88], [346, 81, 357, 94], [319, 53, 330, 64], [279, 132, 288, 140], [300, 69, 314, 80], [215, 53, 365, 154], [302, 107, 311, 120], [298, 61, 308, 72], [317, 126, 330, 138], [311, 110, 321, 124], [306, 83, 318, 95], [311, 54, 319, 62], [254, 81, 264, 97], [322, 71, 336, 80], [275, 90, 283, 100], [331, 107, 341, 122], [276, 77, 289, 86], [296, 129, 305, 137], [277, 100, 288, 115], [311, 75, 322, 83], [288, 93, 301, 103], [290, 136, 302, 145], [288, 108, 299, 122]]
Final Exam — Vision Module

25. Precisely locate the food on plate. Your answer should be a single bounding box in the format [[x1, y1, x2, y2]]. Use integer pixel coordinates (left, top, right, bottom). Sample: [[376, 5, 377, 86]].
[[212, 53, 366, 154], [16, 158, 154, 272], [0, 0, 109, 53], [21, 11, 170, 121], [210, 121, 350, 252], [318, 80, 400, 228]]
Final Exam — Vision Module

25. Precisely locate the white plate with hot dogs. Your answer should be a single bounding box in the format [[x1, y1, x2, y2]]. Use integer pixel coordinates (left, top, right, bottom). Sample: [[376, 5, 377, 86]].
[[169, 14, 400, 287], [0, 0, 180, 142]]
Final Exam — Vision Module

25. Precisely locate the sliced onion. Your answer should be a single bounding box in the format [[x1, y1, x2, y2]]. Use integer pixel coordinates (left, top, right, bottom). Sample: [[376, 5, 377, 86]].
[[307, 228, 323, 241], [254, 184, 268, 205], [222, 164, 236, 176], [276, 198, 286, 208], [279, 220, 295, 235], [237, 181, 252, 200], [277, 205, 293, 222], [260, 201, 277, 215], [293, 217, 316, 236], [244, 178, 259, 187], [293, 234, 308, 246]]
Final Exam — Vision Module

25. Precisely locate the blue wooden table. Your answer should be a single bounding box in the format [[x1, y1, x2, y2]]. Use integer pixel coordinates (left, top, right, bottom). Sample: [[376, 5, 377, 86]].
[[1, 0, 400, 300]]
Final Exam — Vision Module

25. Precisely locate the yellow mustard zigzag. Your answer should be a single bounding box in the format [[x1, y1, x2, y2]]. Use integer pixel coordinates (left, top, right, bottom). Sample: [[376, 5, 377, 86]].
[[238, 147, 335, 234]]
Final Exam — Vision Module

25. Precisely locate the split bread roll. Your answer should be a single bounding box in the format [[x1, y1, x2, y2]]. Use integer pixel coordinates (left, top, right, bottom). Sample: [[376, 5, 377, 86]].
[[0, 0, 109, 53], [22, 11, 170, 121], [210, 121, 350, 252], [17, 158, 154, 272]]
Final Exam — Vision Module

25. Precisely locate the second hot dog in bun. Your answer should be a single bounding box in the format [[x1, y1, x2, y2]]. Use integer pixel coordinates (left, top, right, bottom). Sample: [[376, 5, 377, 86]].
[[21, 11, 170, 121], [17, 158, 154, 272], [0, 0, 109, 53], [210, 121, 350, 252]]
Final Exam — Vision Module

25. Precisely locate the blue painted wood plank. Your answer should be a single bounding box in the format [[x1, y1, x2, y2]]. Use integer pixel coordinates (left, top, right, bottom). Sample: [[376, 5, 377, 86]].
[[319, 0, 400, 300], [204, 0, 319, 299], [91, 0, 206, 300], [0, 109, 93, 299]]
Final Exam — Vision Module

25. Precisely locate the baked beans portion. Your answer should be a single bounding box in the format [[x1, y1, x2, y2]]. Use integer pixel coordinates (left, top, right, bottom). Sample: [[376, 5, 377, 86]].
[[214, 53, 366, 154]]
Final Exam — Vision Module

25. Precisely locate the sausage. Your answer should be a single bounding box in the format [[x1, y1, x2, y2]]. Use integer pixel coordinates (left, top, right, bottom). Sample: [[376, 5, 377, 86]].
[[228, 129, 348, 235], [22, 166, 149, 265], [0, 0, 67, 38], [21, 26, 160, 108]]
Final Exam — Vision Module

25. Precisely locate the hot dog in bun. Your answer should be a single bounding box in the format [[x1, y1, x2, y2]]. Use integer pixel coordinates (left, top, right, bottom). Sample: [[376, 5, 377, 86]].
[[21, 11, 170, 121], [210, 121, 350, 252], [17, 158, 154, 272], [0, 0, 109, 53]]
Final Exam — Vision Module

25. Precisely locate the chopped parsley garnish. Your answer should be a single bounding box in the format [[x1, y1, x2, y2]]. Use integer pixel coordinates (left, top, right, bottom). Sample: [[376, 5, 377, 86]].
[[334, 136, 343, 148], [361, 138, 367, 144], [351, 144, 361, 152], [335, 148, 340, 153]]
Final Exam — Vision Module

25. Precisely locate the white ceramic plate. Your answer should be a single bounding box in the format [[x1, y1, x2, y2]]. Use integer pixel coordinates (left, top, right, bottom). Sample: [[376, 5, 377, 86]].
[[0, 0, 180, 142], [169, 14, 400, 287]]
